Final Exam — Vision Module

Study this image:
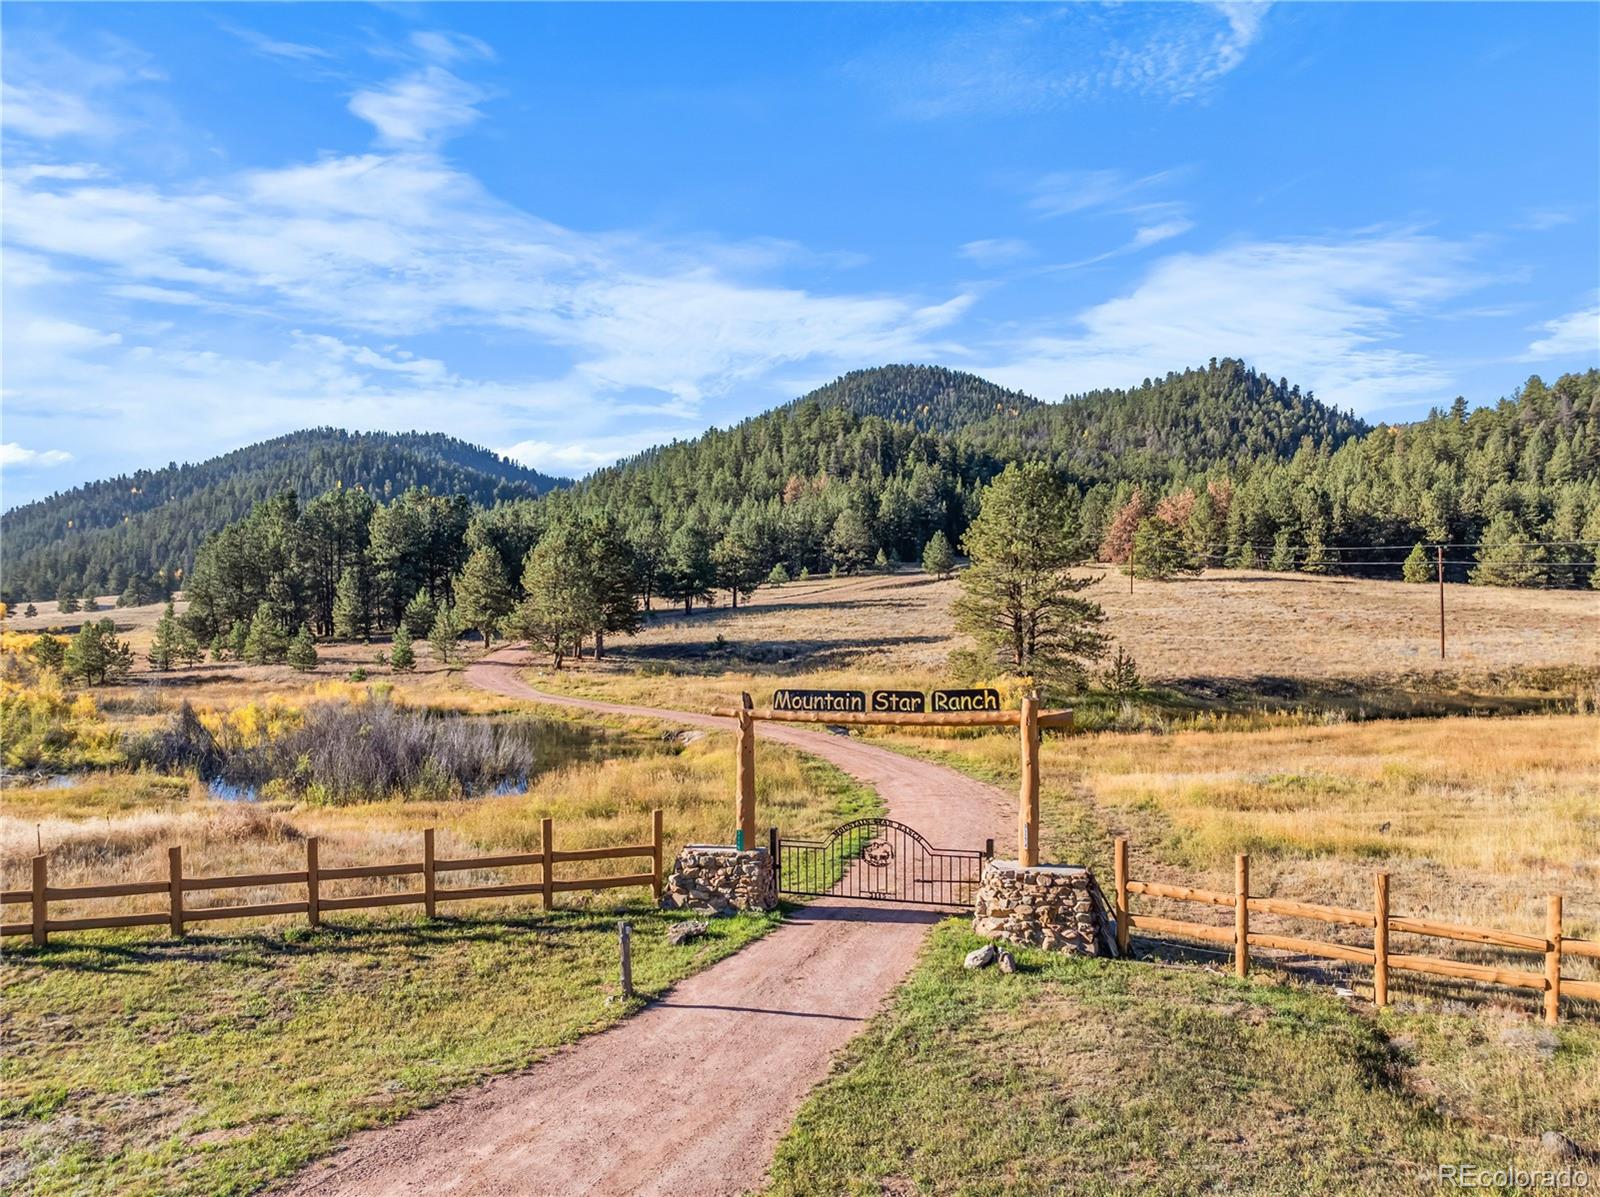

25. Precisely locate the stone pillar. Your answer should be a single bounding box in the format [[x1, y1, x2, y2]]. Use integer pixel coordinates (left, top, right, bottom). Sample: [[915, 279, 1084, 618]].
[[972, 860, 1107, 954], [660, 845, 776, 915]]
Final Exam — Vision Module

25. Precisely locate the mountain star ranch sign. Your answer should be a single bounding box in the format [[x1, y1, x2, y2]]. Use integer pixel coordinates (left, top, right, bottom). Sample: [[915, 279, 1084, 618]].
[[770, 688, 1003, 714]]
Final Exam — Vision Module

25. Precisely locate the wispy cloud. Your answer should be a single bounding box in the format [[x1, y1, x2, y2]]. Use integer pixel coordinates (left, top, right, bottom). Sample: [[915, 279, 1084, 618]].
[[977, 230, 1479, 413], [1522, 302, 1599, 360], [959, 238, 1032, 267], [0, 443, 74, 469], [224, 24, 332, 64], [1, 47, 975, 488], [859, 3, 1271, 119], [348, 66, 488, 146]]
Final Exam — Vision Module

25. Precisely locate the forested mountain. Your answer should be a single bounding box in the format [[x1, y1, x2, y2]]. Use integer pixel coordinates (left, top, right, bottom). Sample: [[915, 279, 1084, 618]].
[[1, 430, 566, 601], [961, 360, 1368, 482], [796, 364, 1039, 433], [6, 361, 1599, 611]]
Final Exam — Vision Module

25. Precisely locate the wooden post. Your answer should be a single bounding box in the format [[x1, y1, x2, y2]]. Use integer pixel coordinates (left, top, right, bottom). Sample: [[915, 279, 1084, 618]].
[[1373, 872, 1390, 1008], [541, 816, 554, 911], [423, 829, 437, 919], [306, 837, 320, 928], [1113, 837, 1129, 957], [736, 705, 756, 851], [651, 809, 664, 904], [618, 920, 634, 999], [168, 845, 184, 937], [31, 855, 47, 948], [1234, 854, 1249, 978], [1018, 694, 1040, 868], [1545, 894, 1563, 1026], [1436, 544, 1446, 660]]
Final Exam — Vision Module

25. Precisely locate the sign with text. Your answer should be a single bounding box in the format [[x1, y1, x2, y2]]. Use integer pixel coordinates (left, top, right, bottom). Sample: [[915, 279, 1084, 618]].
[[771, 688, 866, 714], [930, 688, 1002, 713], [870, 689, 926, 714]]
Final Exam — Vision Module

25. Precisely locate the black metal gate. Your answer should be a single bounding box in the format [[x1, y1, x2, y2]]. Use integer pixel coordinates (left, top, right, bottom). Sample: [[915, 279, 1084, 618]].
[[774, 818, 991, 908]]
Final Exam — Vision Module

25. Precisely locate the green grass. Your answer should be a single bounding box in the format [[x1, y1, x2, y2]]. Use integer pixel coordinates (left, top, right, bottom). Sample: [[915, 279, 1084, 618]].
[[0, 905, 779, 1196], [766, 923, 1599, 1197]]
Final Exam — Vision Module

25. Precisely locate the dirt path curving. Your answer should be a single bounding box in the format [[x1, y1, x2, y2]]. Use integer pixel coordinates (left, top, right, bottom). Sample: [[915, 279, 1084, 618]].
[[280, 648, 1009, 1197]]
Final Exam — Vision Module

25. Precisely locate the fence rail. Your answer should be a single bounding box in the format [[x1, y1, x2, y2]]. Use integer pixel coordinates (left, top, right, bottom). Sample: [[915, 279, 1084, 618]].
[[1111, 838, 1599, 1024], [2, 809, 664, 945]]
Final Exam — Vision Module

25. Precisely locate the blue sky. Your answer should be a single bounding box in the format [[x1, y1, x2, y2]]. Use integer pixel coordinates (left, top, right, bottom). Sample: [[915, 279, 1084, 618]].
[[3, 2, 1597, 506]]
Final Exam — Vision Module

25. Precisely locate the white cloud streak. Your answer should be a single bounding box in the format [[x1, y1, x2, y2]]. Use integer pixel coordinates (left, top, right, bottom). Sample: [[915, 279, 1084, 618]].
[[977, 231, 1478, 413], [1523, 303, 1600, 360]]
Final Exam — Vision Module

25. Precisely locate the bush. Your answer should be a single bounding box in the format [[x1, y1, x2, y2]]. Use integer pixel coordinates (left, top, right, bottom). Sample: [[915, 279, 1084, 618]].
[[134, 697, 541, 803], [1, 675, 120, 770]]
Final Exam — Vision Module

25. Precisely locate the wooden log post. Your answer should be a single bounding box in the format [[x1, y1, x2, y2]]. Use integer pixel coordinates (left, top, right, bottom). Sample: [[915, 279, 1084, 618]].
[[1373, 872, 1390, 1008], [1545, 894, 1563, 1026], [651, 809, 664, 904], [423, 829, 437, 919], [618, 920, 634, 999], [541, 816, 555, 911], [168, 846, 184, 937], [736, 706, 757, 851], [1018, 694, 1041, 868], [1234, 854, 1249, 978], [1113, 837, 1130, 957], [31, 855, 47, 947], [306, 837, 321, 928]]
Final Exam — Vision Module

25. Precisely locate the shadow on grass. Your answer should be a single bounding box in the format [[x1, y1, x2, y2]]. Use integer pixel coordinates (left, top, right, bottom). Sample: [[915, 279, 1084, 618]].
[[4, 903, 692, 975]]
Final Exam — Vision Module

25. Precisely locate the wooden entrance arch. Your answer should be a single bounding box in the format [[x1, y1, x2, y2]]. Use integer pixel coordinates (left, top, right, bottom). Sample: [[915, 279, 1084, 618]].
[[711, 693, 1074, 866]]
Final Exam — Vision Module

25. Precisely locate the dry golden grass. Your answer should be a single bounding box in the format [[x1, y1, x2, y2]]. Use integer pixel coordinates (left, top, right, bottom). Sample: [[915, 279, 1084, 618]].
[[875, 713, 1600, 994], [546, 565, 1599, 684], [0, 711, 875, 932]]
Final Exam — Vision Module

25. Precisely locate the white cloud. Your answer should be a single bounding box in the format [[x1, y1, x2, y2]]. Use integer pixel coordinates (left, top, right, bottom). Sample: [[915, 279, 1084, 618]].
[[0, 444, 74, 468], [1029, 169, 1185, 219], [978, 231, 1477, 412], [225, 25, 332, 63], [861, 4, 1271, 119], [348, 66, 487, 146], [15, 319, 122, 351], [959, 238, 1031, 267], [1, 81, 113, 139], [1129, 220, 1195, 250], [410, 31, 495, 65], [1523, 303, 1600, 360]]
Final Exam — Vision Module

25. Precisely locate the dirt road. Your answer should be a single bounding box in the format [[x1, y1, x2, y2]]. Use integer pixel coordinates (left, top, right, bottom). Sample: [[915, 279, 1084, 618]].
[[280, 648, 1009, 1197]]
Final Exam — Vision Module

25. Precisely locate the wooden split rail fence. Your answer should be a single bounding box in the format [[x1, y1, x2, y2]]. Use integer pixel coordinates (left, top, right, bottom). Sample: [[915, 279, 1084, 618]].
[[3, 810, 664, 946], [1112, 838, 1599, 1024]]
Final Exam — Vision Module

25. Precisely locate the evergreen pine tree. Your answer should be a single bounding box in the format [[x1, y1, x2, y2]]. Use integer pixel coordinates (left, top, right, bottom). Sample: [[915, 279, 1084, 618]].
[[952, 463, 1106, 688], [453, 545, 514, 650], [402, 586, 437, 638], [24, 604, 37, 619], [81, 589, 100, 612], [56, 586, 79, 615], [922, 531, 956, 579], [242, 601, 289, 665], [766, 562, 789, 587], [1402, 543, 1432, 583], [332, 565, 370, 641], [428, 601, 462, 664], [228, 620, 250, 661], [286, 625, 319, 673], [390, 624, 416, 672], [30, 634, 66, 673], [1471, 512, 1545, 586]]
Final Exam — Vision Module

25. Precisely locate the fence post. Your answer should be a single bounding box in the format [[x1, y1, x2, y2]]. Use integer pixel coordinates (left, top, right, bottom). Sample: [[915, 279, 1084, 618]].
[[306, 837, 320, 928], [1545, 895, 1563, 1026], [618, 920, 634, 999], [1234, 854, 1249, 978], [423, 829, 437, 919], [767, 825, 778, 893], [736, 708, 757, 851], [31, 855, 47, 947], [652, 810, 665, 904], [1113, 837, 1129, 957], [1018, 694, 1040, 868], [541, 816, 554, 911], [168, 846, 184, 937], [1373, 872, 1390, 1008]]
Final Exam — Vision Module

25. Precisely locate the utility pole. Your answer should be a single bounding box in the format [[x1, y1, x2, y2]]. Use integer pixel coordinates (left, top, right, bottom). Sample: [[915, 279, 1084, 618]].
[[1436, 544, 1446, 659]]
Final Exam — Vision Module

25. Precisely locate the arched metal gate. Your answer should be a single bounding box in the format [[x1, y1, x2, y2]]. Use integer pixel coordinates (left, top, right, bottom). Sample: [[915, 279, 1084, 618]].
[[774, 817, 992, 908]]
